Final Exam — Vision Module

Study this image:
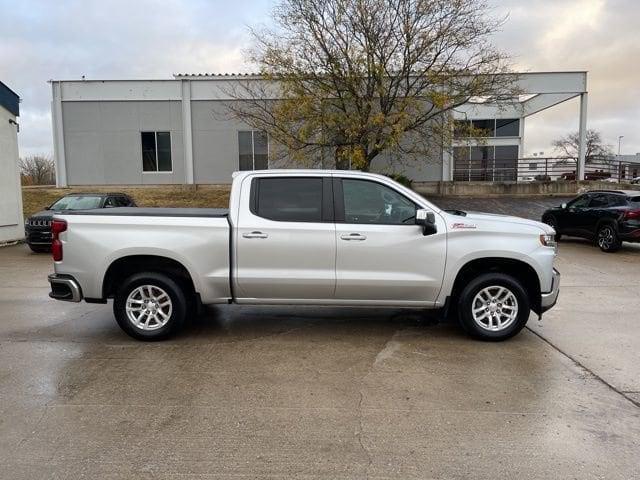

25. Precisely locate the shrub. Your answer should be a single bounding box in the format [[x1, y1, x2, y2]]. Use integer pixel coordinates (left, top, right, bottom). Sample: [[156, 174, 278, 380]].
[[384, 172, 413, 188]]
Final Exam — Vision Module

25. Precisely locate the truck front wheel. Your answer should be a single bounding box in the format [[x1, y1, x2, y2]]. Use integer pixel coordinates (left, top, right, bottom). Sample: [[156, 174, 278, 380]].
[[457, 273, 530, 341], [113, 272, 187, 341]]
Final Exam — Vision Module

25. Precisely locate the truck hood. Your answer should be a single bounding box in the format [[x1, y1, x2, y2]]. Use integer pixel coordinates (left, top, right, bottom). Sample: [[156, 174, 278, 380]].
[[444, 210, 554, 234]]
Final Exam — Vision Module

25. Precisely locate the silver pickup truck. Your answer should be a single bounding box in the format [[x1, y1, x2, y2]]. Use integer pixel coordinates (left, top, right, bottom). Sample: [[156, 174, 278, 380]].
[[48, 170, 560, 341]]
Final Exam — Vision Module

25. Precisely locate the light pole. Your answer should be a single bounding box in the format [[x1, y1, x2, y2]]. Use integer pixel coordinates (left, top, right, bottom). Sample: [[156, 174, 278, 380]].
[[618, 135, 624, 155]]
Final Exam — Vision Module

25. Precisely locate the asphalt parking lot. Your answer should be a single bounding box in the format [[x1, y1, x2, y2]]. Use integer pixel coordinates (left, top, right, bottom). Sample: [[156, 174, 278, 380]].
[[1, 211, 639, 478]]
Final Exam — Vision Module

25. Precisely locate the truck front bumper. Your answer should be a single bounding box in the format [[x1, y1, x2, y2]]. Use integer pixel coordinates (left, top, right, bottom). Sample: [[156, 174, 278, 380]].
[[48, 274, 83, 302], [540, 268, 560, 313]]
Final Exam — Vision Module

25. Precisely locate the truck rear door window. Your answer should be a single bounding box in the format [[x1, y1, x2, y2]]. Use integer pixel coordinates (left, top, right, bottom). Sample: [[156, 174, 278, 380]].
[[255, 177, 323, 222]]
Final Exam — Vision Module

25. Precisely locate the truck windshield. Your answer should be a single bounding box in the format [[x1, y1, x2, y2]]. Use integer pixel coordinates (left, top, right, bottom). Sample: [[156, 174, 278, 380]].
[[50, 196, 103, 210]]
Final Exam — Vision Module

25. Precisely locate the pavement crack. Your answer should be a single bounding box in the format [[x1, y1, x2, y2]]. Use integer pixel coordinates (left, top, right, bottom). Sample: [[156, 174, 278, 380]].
[[355, 390, 373, 479], [526, 327, 640, 409], [353, 328, 406, 477]]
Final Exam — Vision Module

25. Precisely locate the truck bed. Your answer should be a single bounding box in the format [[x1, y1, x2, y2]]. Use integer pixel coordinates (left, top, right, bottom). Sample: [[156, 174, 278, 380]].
[[61, 207, 229, 218]]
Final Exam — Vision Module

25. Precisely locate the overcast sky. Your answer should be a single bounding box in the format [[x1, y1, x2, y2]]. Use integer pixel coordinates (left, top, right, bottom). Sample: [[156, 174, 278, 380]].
[[1, 0, 638, 158]]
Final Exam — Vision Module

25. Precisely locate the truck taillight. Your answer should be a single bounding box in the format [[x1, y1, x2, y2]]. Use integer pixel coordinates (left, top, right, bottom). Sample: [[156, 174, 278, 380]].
[[51, 219, 67, 261], [624, 209, 640, 220]]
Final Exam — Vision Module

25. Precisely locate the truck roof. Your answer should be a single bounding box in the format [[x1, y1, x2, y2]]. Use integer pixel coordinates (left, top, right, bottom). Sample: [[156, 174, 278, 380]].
[[231, 169, 395, 181]]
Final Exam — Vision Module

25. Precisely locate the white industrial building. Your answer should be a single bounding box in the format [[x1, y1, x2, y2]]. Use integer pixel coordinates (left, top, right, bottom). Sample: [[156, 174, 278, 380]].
[[50, 71, 589, 186], [0, 81, 24, 243]]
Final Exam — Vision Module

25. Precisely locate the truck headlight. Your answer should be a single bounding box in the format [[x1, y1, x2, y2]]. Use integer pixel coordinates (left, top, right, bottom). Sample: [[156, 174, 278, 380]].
[[539, 234, 557, 250]]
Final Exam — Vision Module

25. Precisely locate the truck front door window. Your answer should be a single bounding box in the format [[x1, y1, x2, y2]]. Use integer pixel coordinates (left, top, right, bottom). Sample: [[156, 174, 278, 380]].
[[342, 179, 416, 225]]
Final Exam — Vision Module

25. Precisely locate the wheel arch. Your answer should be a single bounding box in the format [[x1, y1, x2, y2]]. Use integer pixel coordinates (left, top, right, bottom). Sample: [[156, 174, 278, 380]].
[[449, 257, 542, 315], [102, 255, 197, 300], [542, 212, 560, 232], [595, 217, 618, 232]]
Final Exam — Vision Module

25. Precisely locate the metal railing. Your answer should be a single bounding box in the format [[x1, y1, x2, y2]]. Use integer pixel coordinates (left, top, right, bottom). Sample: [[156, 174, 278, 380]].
[[453, 157, 640, 183]]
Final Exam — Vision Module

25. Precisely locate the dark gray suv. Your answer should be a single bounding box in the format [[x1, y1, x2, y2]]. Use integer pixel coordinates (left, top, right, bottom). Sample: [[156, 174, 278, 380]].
[[25, 193, 136, 252]]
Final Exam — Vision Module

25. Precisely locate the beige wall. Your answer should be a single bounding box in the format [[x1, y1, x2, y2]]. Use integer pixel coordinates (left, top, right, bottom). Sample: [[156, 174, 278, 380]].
[[62, 101, 185, 185]]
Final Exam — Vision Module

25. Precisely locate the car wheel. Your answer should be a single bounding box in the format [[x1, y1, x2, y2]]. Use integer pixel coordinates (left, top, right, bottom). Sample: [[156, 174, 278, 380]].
[[113, 272, 187, 341], [596, 224, 621, 253], [28, 244, 50, 253], [457, 273, 530, 341], [542, 215, 562, 241]]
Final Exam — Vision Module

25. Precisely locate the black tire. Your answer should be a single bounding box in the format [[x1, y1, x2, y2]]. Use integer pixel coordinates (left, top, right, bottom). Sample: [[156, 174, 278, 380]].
[[457, 273, 530, 341], [542, 215, 562, 241], [113, 272, 187, 341], [28, 244, 50, 253], [596, 223, 621, 253]]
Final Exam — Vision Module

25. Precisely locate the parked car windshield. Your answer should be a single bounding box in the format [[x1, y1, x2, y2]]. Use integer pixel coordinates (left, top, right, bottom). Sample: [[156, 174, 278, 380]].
[[629, 196, 640, 207], [49, 195, 103, 210]]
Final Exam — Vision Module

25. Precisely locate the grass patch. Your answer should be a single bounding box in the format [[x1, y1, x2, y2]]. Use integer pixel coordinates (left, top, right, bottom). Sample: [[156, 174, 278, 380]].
[[21, 185, 231, 218]]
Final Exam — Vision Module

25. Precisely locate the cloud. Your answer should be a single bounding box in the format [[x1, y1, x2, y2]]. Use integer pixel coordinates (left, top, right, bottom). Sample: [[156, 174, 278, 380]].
[[490, 0, 640, 156], [0, 0, 268, 156], [2, 0, 639, 158]]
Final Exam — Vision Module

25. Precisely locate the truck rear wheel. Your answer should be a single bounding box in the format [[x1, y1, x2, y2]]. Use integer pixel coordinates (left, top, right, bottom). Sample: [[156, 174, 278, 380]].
[[113, 272, 187, 341], [457, 273, 530, 341]]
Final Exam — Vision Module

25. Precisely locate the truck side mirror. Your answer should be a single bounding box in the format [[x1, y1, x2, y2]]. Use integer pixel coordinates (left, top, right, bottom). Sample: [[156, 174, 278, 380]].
[[416, 209, 437, 236]]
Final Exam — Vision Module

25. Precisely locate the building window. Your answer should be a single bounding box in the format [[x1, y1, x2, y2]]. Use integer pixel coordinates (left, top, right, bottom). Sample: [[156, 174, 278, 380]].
[[141, 132, 172, 172], [239, 131, 269, 171], [496, 119, 520, 137], [453, 145, 519, 181], [471, 119, 495, 137], [453, 119, 520, 138], [494, 145, 519, 181], [454, 120, 471, 138]]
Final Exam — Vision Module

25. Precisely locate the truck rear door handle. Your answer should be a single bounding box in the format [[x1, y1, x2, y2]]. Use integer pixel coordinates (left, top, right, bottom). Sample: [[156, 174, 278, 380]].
[[340, 233, 367, 241], [243, 231, 268, 239]]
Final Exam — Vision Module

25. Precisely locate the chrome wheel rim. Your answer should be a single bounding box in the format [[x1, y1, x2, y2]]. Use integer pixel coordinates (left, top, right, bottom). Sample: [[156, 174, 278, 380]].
[[125, 285, 172, 331], [598, 227, 615, 249], [471, 286, 518, 332]]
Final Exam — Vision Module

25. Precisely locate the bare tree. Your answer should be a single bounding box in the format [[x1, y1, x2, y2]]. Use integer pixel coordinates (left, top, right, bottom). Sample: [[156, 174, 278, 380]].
[[225, 0, 516, 171], [552, 130, 613, 161], [19, 155, 56, 185]]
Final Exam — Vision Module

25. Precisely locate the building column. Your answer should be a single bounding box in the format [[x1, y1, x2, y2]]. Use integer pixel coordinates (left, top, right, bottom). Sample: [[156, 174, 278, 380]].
[[518, 116, 525, 157], [51, 81, 68, 187], [442, 119, 454, 181], [181, 80, 195, 184], [441, 148, 453, 181], [577, 92, 588, 181]]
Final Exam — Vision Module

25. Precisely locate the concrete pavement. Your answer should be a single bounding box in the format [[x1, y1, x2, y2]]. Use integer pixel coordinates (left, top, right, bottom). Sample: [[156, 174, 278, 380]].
[[0, 239, 639, 479]]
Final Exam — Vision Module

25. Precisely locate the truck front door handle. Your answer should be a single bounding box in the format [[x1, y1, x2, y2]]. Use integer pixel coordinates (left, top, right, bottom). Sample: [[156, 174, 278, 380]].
[[243, 231, 268, 239], [340, 233, 367, 241]]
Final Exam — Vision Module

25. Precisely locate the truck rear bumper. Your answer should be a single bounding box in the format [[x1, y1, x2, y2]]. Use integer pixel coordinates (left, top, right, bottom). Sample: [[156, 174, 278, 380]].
[[48, 274, 83, 302], [540, 268, 560, 313]]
